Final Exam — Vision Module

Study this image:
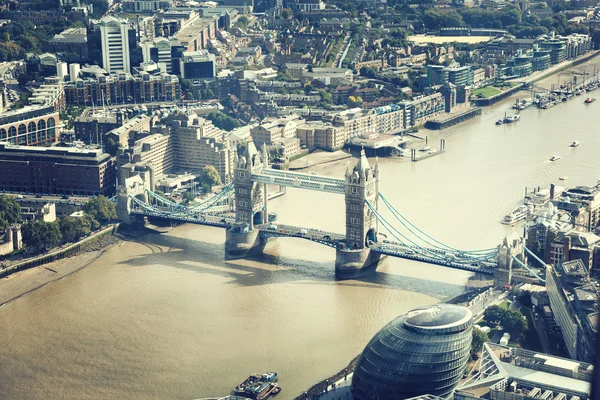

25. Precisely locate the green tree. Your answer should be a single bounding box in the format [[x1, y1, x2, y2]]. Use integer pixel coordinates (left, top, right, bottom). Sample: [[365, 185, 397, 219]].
[[22, 220, 62, 252], [82, 196, 117, 224], [59, 216, 91, 243], [83, 214, 100, 231], [281, 8, 292, 19], [348, 95, 363, 108], [472, 327, 489, 359], [105, 137, 123, 157], [199, 165, 222, 189], [237, 15, 249, 26], [502, 310, 528, 335], [206, 111, 242, 131], [0, 195, 22, 230], [182, 191, 195, 204], [484, 305, 508, 324], [303, 83, 313, 95]]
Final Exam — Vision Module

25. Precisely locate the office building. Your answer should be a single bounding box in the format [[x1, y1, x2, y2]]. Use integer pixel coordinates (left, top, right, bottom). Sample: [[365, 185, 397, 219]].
[[74, 109, 126, 145], [546, 261, 599, 363], [352, 304, 473, 400], [141, 37, 174, 73], [0, 143, 116, 196], [455, 343, 592, 400], [179, 50, 217, 79], [49, 27, 88, 62], [296, 122, 345, 151], [99, 16, 132, 73], [122, 0, 172, 12]]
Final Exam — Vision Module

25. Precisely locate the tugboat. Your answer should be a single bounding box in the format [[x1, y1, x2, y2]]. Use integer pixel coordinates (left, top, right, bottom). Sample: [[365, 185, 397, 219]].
[[585, 98, 596, 104], [496, 119, 503, 125]]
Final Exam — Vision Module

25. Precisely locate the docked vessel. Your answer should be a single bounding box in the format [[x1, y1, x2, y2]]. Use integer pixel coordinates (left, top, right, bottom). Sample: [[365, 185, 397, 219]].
[[571, 141, 580, 147], [504, 113, 520, 123], [234, 373, 280, 400], [495, 119, 503, 125], [550, 155, 561, 161], [585, 98, 596, 104], [502, 205, 529, 225]]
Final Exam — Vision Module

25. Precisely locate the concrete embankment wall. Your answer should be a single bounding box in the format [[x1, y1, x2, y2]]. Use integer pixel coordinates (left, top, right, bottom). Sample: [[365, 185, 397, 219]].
[[0, 224, 120, 279]]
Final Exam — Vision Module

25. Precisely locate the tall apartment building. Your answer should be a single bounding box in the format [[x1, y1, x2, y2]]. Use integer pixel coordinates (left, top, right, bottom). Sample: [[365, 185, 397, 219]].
[[99, 16, 132, 73]]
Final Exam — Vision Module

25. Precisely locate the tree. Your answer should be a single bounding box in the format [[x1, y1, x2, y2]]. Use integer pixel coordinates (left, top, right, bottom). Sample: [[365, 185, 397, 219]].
[[484, 305, 508, 324], [105, 137, 123, 157], [182, 191, 195, 204], [82, 196, 117, 224], [348, 95, 363, 108], [304, 83, 313, 95], [205, 111, 242, 131], [281, 8, 292, 19], [0, 195, 22, 230], [199, 165, 222, 189], [237, 15, 249, 26], [502, 310, 528, 335], [59, 216, 91, 243], [472, 327, 489, 359], [22, 220, 62, 252]]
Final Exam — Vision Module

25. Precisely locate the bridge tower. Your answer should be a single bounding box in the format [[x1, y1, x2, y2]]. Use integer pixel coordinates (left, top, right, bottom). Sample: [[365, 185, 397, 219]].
[[335, 149, 383, 279], [117, 175, 148, 225], [225, 141, 268, 259]]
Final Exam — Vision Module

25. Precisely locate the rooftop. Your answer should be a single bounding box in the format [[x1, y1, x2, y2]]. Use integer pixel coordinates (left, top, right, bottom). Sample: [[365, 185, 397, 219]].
[[404, 304, 472, 330]]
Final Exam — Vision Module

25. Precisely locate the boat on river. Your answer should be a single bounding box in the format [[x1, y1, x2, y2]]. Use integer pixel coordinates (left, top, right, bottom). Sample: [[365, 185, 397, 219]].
[[550, 155, 561, 161], [585, 98, 596, 104], [234, 373, 279, 400], [502, 205, 529, 225], [571, 141, 580, 147], [504, 112, 520, 123]]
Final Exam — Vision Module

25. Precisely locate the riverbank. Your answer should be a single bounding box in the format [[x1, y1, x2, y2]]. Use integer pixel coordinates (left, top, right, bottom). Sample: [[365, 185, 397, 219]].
[[0, 230, 122, 306], [289, 149, 352, 171]]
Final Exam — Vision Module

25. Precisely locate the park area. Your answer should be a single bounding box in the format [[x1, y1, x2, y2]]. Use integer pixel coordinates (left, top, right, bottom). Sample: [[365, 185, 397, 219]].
[[471, 83, 515, 98]]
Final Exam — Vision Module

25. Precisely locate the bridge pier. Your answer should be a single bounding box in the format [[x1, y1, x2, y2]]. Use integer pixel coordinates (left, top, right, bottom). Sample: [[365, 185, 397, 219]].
[[335, 247, 383, 279], [225, 225, 268, 259]]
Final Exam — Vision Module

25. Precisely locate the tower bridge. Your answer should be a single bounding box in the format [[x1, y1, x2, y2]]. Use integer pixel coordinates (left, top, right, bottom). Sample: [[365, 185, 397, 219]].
[[117, 142, 525, 280]]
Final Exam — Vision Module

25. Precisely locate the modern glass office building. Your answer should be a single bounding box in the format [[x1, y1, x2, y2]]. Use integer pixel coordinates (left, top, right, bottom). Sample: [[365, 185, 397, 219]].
[[351, 304, 473, 400]]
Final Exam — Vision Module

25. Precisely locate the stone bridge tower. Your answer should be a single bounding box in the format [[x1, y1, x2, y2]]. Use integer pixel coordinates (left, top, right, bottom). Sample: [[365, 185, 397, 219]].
[[336, 150, 383, 279], [344, 149, 378, 249], [225, 141, 268, 259], [232, 141, 265, 229]]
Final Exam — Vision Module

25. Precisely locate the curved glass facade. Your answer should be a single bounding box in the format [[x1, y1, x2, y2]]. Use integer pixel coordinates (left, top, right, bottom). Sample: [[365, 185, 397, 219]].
[[352, 304, 473, 400]]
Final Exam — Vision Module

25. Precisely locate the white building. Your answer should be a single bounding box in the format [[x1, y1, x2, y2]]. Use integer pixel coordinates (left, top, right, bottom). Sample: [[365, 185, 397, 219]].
[[69, 63, 81, 81], [56, 62, 68, 80], [99, 16, 131, 73]]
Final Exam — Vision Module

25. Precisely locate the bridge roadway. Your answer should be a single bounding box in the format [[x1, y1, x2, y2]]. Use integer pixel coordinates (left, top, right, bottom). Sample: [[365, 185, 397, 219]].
[[130, 208, 494, 274], [252, 169, 345, 194]]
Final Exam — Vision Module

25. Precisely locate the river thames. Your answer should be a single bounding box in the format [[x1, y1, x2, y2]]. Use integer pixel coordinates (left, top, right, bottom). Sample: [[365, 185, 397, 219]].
[[1, 68, 600, 400]]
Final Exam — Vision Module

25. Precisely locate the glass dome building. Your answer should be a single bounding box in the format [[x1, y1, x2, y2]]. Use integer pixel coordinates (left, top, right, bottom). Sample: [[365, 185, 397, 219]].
[[351, 304, 473, 400]]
